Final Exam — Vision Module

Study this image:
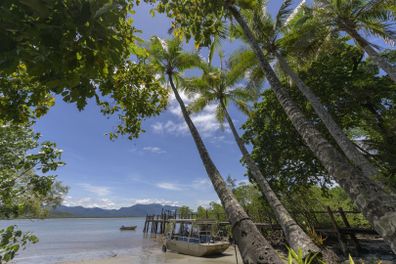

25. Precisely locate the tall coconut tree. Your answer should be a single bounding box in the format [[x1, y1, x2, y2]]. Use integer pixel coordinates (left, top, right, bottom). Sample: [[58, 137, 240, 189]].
[[184, 58, 321, 256], [309, 0, 396, 82], [147, 37, 283, 263], [230, 0, 380, 182], [226, 2, 396, 254]]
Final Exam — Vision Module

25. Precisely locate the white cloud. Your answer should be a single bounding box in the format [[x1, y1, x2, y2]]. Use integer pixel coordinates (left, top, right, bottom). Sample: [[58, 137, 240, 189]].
[[130, 198, 181, 207], [63, 196, 116, 209], [151, 97, 228, 138], [155, 178, 212, 192], [151, 120, 187, 135], [78, 183, 111, 197], [143, 146, 166, 154], [156, 182, 183, 191], [168, 90, 199, 106]]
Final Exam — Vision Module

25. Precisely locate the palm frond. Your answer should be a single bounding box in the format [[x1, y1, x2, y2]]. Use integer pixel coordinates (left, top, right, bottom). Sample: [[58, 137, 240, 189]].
[[226, 62, 249, 87], [176, 52, 204, 71], [246, 65, 266, 91], [234, 98, 252, 116], [230, 87, 256, 102], [228, 48, 259, 81], [274, 0, 294, 31], [215, 104, 226, 126], [355, 0, 394, 20], [284, 0, 307, 27], [208, 36, 222, 66], [239, 0, 277, 45], [181, 77, 208, 93], [361, 20, 396, 46], [188, 96, 211, 113], [279, 16, 331, 61]]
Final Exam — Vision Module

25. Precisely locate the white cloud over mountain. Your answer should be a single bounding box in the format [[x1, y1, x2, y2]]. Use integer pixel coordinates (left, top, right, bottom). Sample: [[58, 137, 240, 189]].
[[64, 178, 214, 209], [63, 196, 181, 210]]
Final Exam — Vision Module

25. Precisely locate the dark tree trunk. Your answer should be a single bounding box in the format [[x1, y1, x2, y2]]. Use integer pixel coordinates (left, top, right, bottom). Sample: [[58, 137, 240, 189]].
[[275, 53, 378, 180], [227, 4, 396, 254], [168, 74, 283, 263], [345, 27, 396, 83], [222, 103, 321, 257]]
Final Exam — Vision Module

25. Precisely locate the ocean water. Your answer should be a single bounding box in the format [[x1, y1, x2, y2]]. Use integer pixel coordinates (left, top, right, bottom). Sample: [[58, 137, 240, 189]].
[[0, 218, 160, 264]]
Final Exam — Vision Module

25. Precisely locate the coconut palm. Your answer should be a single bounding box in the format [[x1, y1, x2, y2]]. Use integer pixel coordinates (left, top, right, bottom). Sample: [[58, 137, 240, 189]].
[[230, 0, 380, 182], [185, 56, 321, 256], [310, 0, 396, 82], [147, 37, 283, 263], [224, 2, 396, 253]]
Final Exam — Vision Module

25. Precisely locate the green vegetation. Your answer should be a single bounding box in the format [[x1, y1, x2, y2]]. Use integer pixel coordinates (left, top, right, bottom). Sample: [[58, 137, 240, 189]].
[[1, 0, 395, 262], [0, 122, 67, 261], [190, 182, 368, 228], [0, 123, 66, 218], [0, 226, 38, 263], [286, 247, 321, 264]]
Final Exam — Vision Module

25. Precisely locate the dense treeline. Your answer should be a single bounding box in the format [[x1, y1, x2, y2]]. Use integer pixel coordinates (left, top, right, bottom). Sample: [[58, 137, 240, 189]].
[[185, 183, 368, 229], [1, 0, 395, 263]]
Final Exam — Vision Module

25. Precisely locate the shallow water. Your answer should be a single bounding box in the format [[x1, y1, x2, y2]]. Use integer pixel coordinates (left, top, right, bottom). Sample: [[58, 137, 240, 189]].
[[0, 218, 159, 264]]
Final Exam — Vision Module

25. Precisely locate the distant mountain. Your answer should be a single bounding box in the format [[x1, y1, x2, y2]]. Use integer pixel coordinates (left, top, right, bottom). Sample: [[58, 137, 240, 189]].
[[51, 203, 178, 218]]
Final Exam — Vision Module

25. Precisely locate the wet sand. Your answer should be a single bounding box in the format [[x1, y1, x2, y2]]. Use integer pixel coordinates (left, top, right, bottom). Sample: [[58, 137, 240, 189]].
[[62, 247, 243, 264]]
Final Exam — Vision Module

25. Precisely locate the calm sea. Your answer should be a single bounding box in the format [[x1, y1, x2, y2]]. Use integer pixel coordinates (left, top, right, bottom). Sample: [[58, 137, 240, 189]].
[[0, 218, 159, 264]]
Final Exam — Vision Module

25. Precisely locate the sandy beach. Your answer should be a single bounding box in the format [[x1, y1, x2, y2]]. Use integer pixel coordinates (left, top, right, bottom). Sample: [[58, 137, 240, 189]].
[[62, 247, 243, 264]]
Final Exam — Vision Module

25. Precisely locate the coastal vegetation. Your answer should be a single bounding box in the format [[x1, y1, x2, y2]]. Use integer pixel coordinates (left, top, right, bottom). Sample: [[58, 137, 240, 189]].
[[0, 123, 67, 261], [1, 0, 395, 263]]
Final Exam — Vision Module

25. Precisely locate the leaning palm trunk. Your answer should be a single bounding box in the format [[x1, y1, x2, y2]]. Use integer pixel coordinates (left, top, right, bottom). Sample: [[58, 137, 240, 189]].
[[222, 103, 320, 257], [275, 53, 379, 180], [168, 74, 283, 263], [227, 4, 396, 254], [344, 27, 396, 83]]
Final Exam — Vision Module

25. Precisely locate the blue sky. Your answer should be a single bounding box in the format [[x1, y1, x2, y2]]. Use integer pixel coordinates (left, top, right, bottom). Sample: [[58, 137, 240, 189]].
[[34, 0, 389, 210]]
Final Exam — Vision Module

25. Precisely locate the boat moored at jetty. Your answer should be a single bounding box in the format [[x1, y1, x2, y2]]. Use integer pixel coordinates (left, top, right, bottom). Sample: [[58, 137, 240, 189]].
[[163, 219, 230, 257], [120, 225, 137, 231]]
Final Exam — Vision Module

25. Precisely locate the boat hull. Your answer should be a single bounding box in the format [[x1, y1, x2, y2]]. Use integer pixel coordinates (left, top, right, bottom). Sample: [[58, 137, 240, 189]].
[[120, 226, 137, 231], [165, 239, 230, 257]]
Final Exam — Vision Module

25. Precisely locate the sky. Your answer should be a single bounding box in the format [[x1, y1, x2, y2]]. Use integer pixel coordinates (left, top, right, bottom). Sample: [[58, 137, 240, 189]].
[[34, 0, 390, 210]]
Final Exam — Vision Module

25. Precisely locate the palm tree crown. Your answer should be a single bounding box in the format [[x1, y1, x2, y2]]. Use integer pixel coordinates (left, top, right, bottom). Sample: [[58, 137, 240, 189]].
[[302, 0, 396, 82], [148, 37, 202, 78], [312, 0, 395, 45], [185, 58, 262, 123]]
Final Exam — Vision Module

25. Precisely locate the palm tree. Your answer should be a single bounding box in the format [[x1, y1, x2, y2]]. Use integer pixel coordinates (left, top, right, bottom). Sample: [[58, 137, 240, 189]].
[[185, 58, 321, 257], [225, 2, 396, 254], [310, 0, 396, 82], [147, 37, 283, 263], [230, 0, 380, 181]]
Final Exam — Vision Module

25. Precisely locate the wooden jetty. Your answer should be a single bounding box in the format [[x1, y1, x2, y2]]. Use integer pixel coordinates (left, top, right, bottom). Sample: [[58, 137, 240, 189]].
[[143, 207, 380, 255], [143, 209, 176, 234]]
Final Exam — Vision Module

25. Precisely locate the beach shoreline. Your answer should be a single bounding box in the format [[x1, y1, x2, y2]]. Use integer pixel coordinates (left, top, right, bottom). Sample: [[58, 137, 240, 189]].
[[61, 247, 243, 264]]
